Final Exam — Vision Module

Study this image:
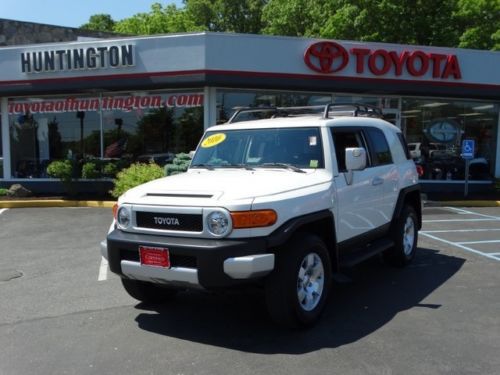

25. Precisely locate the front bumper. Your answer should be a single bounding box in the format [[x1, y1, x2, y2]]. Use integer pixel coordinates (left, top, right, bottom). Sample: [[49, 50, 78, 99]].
[[106, 229, 274, 289]]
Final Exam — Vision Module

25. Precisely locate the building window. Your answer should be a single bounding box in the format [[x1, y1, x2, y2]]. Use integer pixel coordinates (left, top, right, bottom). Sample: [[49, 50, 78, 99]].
[[7, 90, 204, 179], [402, 99, 498, 181], [216, 89, 332, 124], [101, 91, 203, 166]]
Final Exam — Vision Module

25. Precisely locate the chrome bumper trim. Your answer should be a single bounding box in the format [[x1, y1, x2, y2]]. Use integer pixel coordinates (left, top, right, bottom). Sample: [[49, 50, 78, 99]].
[[223, 254, 275, 279], [121, 260, 199, 286]]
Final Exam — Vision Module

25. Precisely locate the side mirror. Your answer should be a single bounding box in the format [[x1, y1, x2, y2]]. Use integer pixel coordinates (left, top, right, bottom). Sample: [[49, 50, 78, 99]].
[[345, 147, 367, 171], [344, 147, 367, 185]]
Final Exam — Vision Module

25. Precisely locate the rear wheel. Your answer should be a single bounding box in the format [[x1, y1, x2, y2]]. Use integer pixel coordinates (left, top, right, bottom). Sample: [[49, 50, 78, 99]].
[[121, 278, 177, 303], [385, 205, 418, 266], [265, 234, 332, 328]]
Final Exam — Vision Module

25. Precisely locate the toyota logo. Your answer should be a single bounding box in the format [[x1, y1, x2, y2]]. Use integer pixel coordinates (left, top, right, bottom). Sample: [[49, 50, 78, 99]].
[[304, 41, 349, 74]]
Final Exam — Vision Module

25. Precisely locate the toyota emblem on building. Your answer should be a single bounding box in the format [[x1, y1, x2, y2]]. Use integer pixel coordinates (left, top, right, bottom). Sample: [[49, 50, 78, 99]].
[[304, 41, 349, 74]]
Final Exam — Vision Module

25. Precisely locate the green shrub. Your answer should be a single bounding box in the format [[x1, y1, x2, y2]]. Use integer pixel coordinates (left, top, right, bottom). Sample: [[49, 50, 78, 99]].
[[47, 160, 76, 195], [111, 162, 165, 198], [165, 153, 192, 176], [82, 162, 100, 179], [0, 188, 8, 196], [102, 162, 119, 177], [46, 160, 73, 183]]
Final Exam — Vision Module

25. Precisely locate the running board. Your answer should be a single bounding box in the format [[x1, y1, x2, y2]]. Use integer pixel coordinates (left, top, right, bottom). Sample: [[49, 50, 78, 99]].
[[338, 238, 394, 268]]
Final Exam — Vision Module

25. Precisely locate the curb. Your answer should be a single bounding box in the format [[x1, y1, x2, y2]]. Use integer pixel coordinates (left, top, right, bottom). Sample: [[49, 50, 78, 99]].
[[0, 200, 116, 209]]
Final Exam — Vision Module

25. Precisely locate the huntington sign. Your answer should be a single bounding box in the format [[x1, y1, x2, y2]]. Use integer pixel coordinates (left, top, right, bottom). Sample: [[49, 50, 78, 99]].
[[20, 44, 135, 73]]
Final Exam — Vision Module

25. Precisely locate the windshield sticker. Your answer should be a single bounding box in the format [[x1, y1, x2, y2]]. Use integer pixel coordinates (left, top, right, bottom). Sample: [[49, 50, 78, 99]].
[[309, 136, 317, 146], [201, 133, 226, 148], [310, 160, 319, 168]]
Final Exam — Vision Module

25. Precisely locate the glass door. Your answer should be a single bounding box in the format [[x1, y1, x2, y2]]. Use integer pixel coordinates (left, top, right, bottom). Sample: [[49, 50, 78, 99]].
[[382, 108, 401, 129]]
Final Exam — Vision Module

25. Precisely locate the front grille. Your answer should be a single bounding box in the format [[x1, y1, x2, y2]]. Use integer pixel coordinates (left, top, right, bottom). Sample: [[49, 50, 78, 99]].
[[136, 211, 203, 232]]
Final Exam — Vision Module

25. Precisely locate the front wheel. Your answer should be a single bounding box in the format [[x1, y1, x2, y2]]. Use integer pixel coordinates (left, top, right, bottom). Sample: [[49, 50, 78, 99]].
[[121, 278, 177, 304], [265, 234, 332, 328], [385, 205, 418, 267]]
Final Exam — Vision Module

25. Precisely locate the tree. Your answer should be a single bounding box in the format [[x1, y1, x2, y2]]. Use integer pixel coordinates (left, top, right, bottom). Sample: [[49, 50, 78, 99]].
[[185, 0, 266, 34], [112, 3, 195, 35], [454, 0, 500, 50], [80, 14, 115, 32], [263, 0, 461, 47], [326, 0, 459, 47], [114, 3, 199, 35], [81, 0, 499, 51], [262, 0, 323, 37]]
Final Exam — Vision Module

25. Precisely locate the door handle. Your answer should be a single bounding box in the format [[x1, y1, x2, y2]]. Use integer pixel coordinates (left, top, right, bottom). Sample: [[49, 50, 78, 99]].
[[372, 177, 384, 186]]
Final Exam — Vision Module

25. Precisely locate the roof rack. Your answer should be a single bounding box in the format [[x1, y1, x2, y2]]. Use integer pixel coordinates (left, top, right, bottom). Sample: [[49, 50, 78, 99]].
[[226, 103, 382, 124], [322, 103, 383, 119], [227, 105, 324, 124]]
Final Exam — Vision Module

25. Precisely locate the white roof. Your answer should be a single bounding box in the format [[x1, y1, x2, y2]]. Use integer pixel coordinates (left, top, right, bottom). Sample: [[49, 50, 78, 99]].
[[208, 115, 400, 133]]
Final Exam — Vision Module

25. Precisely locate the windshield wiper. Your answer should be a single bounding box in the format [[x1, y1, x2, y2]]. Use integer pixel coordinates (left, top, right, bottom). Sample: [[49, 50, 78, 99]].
[[190, 164, 215, 170], [258, 163, 306, 173], [219, 164, 255, 171]]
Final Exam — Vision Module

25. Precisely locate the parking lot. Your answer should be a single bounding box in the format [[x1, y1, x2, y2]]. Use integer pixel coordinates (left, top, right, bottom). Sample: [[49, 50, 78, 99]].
[[0, 206, 499, 375], [421, 206, 500, 262]]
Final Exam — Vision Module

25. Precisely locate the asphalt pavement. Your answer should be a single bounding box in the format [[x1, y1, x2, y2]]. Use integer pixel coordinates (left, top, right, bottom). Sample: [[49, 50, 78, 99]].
[[0, 206, 499, 375]]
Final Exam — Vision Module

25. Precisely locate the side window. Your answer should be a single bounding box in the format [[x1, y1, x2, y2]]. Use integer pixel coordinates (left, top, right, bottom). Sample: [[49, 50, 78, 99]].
[[331, 128, 369, 172], [364, 128, 393, 166], [397, 132, 412, 160]]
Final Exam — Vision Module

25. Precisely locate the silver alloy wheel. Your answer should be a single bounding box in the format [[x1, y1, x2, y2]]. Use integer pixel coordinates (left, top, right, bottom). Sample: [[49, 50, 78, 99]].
[[403, 216, 416, 256], [297, 253, 325, 312]]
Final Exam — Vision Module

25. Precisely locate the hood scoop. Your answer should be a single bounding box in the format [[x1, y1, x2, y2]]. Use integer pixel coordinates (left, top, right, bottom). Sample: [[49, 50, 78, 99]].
[[146, 193, 214, 199]]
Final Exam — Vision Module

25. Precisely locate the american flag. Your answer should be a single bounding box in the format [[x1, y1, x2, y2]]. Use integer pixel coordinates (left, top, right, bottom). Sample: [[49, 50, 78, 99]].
[[105, 138, 127, 158]]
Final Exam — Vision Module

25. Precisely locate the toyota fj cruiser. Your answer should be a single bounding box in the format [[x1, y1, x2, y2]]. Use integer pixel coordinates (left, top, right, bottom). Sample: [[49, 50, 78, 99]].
[[101, 103, 421, 328]]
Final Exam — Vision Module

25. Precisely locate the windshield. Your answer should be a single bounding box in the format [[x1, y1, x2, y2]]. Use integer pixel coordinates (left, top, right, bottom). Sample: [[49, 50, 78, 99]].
[[191, 127, 324, 169]]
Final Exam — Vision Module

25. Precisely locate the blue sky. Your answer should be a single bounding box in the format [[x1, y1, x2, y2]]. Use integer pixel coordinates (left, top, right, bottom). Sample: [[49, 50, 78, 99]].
[[1, 0, 183, 28]]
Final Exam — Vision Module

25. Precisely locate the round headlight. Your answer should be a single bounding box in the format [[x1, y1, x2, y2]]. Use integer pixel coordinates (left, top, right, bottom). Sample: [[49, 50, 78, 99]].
[[117, 206, 131, 228], [206, 211, 231, 237]]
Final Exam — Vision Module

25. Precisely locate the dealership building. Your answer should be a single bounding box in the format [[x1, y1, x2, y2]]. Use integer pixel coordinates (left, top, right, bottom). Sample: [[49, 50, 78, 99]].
[[0, 31, 499, 194]]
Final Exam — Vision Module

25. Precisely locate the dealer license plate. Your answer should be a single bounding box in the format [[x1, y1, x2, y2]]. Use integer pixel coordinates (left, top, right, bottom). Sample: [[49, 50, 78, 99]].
[[139, 246, 170, 268]]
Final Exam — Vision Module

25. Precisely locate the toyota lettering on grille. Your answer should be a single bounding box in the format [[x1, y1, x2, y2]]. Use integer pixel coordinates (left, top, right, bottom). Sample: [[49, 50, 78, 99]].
[[153, 216, 180, 226]]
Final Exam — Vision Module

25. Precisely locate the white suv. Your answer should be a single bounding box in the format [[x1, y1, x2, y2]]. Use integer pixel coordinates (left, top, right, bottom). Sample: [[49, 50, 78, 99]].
[[102, 104, 421, 328]]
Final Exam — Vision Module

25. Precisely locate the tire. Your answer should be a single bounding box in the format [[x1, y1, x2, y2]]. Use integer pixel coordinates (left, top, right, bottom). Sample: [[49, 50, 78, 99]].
[[121, 278, 177, 304], [265, 233, 332, 328], [384, 205, 418, 267]]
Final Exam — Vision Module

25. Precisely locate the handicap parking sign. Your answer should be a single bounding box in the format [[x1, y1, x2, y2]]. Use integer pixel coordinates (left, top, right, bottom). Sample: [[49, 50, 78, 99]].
[[461, 139, 475, 159]]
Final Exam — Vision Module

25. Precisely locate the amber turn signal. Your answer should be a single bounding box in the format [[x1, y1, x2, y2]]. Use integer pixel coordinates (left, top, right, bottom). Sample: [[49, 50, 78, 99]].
[[112, 203, 118, 220], [231, 210, 277, 229]]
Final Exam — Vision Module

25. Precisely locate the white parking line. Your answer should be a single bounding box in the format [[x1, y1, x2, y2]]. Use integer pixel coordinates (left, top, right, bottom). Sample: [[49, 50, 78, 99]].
[[422, 229, 500, 233], [0, 208, 8, 215], [420, 232, 500, 262], [445, 207, 475, 215], [444, 207, 500, 220], [423, 218, 500, 223], [98, 256, 109, 281], [456, 240, 500, 245]]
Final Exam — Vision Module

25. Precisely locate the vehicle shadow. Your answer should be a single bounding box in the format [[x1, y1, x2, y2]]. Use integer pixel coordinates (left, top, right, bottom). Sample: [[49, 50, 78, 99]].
[[133, 247, 465, 354]]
